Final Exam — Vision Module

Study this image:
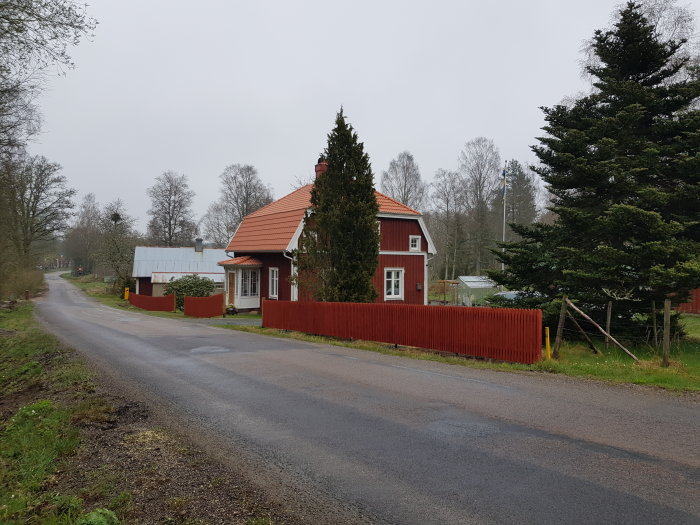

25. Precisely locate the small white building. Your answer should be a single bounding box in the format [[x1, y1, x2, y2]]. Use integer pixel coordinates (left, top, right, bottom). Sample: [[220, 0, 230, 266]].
[[131, 241, 227, 296], [457, 276, 498, 306]]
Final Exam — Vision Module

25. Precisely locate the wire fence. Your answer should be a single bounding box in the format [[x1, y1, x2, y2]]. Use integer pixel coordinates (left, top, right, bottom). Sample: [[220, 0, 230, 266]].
[[557, 301, 693, 355]]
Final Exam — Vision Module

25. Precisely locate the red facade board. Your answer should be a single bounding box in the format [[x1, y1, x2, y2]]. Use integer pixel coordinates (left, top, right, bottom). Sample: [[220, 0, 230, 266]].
[[137, 277, 153, 296], [129, 293, 175, 311], [184, 294, 225, 318], [374, 254, 426, 305], [263, 300, 542, 364], [678, 289, 700, 314], [380, 217, 427, 252]]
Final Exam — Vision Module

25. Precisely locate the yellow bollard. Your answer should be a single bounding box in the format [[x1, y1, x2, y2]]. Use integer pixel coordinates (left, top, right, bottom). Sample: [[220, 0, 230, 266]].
[[124, 287, 129, 300], [545, 326, 551, 361]]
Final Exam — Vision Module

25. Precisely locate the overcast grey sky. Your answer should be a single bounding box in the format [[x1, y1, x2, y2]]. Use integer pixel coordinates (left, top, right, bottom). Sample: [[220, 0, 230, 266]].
[[32, 0, 699, 231]]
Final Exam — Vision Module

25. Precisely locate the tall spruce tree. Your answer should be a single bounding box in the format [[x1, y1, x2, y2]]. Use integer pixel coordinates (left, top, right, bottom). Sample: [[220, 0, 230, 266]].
[[492, 2, 700, 329], [295, 109, 379, 302]]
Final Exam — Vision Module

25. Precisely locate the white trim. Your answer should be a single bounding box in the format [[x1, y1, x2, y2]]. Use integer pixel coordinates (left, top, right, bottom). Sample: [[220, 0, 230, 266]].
[[424, 253, 428, 305], [379, 250, 426, 256], [374, 214, 437, 255], [416, 216, 437, 254], [409, 235, 421, 252], [384, 267, 404, 301], [226, 222, 243, 251], [239, 268, 259, 298], [376, 213, 421, 219], [285, 209, 311, 252], [269, 267, 279, 299]]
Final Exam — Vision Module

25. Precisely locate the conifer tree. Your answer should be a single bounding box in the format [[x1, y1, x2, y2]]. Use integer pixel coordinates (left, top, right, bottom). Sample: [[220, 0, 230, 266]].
[[492, 2, 700, 328], [295, 109, 379, 302]]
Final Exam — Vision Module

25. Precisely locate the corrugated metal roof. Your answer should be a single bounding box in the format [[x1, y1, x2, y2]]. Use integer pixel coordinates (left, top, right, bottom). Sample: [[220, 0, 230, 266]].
[[132, 247, 228, 277], [150, 272, 225, 284], [226, 184, 421, 252], [457, 276, 497, 289]]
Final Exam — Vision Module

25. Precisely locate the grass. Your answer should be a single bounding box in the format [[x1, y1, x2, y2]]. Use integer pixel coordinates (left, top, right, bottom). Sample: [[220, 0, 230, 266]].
[[222, 322, 700, 392], [0, 303, 120, 524], [60, 274, 262, 321]]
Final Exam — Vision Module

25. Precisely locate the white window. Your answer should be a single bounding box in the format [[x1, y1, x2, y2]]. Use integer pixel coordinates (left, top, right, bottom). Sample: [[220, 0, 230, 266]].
[[269, 267, 279, 299], [240, 269, 259, 297], [409, 235, 421, 252], [384, 268, 404, 300]]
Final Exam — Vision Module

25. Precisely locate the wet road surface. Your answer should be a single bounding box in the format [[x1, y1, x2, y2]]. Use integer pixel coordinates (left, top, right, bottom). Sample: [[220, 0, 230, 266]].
[[36, 274, 700, 524]]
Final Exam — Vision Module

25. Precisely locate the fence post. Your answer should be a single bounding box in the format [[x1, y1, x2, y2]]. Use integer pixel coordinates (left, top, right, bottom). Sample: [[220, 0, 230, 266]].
[[605, 301, 612, 351], [662, 299, 670, 367], [552, 296, 567, 359]]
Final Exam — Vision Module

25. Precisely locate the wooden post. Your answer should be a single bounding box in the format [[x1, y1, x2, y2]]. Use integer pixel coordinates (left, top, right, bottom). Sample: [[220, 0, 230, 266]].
[[567, 312, 600, 354], [565, 298, 638, 361], [662, 299, 670, 367], [652, 300, 658, 350], [552, 296, 567, 359], [605, 301, 612, 351]]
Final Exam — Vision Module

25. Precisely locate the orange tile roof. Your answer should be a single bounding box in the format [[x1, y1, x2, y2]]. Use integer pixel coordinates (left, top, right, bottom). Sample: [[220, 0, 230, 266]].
[[226, 184, 420, 253], [218, 256, 262, 266]]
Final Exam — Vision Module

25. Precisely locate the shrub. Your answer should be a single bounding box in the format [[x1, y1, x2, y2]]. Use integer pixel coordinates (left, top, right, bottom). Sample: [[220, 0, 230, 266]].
[[163, 274, 215, 310]]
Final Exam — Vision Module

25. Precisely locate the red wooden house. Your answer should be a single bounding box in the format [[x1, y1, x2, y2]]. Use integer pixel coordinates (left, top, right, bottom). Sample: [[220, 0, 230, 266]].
[[218, 160, 436, 311]]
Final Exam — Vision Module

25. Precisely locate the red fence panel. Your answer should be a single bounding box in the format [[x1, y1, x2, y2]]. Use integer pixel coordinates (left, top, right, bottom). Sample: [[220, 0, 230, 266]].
[[184, 294, 225, 318], [262, 300, 542, 364], [129, 293, 175, 312], [678, 289, 700, 314]]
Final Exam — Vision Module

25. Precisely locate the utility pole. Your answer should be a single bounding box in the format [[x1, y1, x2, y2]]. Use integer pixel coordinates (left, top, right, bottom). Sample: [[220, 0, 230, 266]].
[[501, 161, 507, 272]]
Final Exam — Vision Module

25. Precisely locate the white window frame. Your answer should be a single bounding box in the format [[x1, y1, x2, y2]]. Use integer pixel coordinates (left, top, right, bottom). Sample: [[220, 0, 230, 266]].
[[384, 268, 404, 300], [240, 269, 259, 297], [409, 235, 421, 252], [269, 267, 279, 299]]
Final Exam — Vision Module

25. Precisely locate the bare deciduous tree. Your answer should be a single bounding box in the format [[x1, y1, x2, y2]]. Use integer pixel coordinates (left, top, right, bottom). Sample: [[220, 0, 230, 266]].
[[64, 193, 101, 272], [0, 1, 96, 153], [1, 153, 75, 258], [428, 169, 466, 280], [146, 170, 197, 247], [97, 199, 138, 291], [380, 151, 427, 210], [202, 164, 273, 247], [458, 137, 502, 274]]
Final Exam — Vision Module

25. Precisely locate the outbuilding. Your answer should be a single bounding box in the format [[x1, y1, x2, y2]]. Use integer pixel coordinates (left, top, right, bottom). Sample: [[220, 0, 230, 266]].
[[131, 240, 227, 296]]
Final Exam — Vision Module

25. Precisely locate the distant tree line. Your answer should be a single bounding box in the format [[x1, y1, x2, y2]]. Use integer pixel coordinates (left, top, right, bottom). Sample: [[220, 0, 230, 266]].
[[379, 140, 540, 281], [0, 0, 94, 298]]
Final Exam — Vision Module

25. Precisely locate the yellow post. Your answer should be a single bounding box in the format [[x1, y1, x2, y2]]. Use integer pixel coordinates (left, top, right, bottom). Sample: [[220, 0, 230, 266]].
[[124, 287, 129, 300], [545, 326, 551, 361]]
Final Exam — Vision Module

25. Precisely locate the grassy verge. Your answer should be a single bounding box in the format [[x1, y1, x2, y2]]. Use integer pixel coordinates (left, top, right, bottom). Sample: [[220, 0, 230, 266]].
[[0, 302, 119, 524], [222, 322, 700, 392], [1, 302, 279, 525]]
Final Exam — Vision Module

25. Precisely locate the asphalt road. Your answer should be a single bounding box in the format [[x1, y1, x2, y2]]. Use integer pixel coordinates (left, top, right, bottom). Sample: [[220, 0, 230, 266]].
[[36, 274, 700, 524]]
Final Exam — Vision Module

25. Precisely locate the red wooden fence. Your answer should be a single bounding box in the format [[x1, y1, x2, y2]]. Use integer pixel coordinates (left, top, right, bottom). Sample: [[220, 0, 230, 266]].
[[184, 293, 225, 318], [678, 289, 700, 314], [129, 293, 175, 312], [262, 300, 542, 364]]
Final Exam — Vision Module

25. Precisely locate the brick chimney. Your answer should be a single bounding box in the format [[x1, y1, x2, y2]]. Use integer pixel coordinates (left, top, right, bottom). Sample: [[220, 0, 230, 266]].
[[315, 156, 328, 178]]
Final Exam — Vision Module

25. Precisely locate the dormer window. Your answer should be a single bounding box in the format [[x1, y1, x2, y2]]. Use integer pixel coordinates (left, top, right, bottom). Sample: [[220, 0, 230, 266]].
[[409, 235, 421, 252]]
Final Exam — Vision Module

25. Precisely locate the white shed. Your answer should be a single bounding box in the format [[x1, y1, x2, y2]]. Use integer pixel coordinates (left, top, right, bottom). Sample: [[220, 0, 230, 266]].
[[457, 276, 498, 306]]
